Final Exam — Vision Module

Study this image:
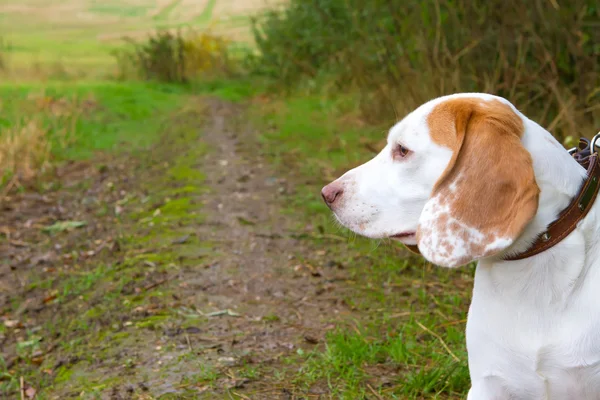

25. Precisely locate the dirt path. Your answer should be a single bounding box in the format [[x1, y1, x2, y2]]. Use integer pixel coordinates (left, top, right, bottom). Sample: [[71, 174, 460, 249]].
[[179, 99, 356, 398], [1, 97, 358, 399]]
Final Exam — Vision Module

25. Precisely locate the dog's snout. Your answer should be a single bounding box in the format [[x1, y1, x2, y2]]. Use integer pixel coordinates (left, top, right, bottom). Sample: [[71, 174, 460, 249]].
[[321, 182, 344, 207]]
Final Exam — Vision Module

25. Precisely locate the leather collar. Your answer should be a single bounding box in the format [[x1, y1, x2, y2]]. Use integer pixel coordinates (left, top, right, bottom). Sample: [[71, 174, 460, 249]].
[[504, 138, 600, 261]]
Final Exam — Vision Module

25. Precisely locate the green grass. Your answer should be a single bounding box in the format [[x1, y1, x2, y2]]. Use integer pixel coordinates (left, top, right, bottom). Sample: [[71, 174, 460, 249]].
[[88, 1, 155, 18], [0, 0, 479, 394], [0, 73, 473, 397], [0, 94, 212, 398], [0, 81, 189, 160], [196, 0, 218, 24], [153, 0, 183, 21], [0, 0, 268, 76], [247, 90, 475, 398]]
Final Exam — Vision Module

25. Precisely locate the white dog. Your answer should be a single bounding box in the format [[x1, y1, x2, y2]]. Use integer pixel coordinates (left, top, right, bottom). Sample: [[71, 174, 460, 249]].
[[321, 93, 600, 400]]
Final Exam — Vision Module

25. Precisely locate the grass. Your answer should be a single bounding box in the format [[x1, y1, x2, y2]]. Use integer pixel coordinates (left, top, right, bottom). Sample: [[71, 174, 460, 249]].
[[5, 0, 587, 397], [0, 73, 475, 397], [196, 0, 218, 24], [246, 91, 475, 398], [0, 0, 273, 77], [0, 96, 213, 398], [0, 81, 189, 187]]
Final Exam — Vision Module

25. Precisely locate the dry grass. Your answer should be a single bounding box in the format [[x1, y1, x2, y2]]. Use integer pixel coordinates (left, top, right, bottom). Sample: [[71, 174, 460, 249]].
[[0, 92, 86, 189], [0, 120, 51, 185]]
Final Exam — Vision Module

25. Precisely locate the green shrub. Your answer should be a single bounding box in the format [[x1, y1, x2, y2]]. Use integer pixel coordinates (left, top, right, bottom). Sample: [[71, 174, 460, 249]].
[[113, 29, 235, 83], [249, 0, 600, 141]]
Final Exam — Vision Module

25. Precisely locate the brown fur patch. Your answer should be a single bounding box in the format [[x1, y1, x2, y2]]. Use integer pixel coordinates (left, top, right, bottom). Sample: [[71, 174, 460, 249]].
[[423, 97, 540, 260]]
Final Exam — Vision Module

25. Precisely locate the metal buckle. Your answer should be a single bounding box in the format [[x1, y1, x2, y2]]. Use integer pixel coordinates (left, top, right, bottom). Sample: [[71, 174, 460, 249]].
[[568, 146, 578, 155], [591, 132, 600, 155]]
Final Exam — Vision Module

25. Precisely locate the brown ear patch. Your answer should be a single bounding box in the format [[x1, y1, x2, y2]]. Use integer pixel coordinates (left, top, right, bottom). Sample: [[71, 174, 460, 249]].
[[416, 97, 539, 267]]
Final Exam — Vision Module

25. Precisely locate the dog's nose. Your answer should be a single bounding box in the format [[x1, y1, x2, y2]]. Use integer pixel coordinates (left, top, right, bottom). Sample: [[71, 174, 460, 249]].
[[321, 182, 344, 207]]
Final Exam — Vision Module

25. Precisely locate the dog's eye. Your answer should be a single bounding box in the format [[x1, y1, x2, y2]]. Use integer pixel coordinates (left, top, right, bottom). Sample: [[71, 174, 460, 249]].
[[393, 144, 411, 160]]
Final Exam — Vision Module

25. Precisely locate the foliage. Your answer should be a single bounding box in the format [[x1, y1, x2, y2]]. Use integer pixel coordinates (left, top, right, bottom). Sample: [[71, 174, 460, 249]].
[[249, 0, 600, 140], [113, 29, 236, 83]]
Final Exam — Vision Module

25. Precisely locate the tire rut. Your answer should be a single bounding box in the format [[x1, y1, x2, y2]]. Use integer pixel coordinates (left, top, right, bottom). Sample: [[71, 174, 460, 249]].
[[184, 99, 354, 397]]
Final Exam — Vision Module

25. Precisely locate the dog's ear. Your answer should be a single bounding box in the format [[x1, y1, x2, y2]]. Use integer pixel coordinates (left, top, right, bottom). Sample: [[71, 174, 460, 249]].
[[416, 98, 540, 267]]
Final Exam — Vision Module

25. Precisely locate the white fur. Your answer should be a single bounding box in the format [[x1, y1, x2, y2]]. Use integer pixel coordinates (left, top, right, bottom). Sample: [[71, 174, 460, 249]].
[[325, 93, 600, 399]]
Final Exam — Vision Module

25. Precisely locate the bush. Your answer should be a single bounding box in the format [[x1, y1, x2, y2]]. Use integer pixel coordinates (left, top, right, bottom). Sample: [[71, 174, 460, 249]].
[[114, 29, 235, 83], [248, 0, 600, 141]]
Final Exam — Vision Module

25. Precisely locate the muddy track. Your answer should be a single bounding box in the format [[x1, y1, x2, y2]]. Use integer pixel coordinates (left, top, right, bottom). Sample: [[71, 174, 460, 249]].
[[1, 97, 358, 399], [186, 99, 355, 398]]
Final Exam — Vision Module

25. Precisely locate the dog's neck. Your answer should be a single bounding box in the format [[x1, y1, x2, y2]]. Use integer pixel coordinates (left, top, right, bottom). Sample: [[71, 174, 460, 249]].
[[500, 116, 589, 260], [477, 117, 596, 306]]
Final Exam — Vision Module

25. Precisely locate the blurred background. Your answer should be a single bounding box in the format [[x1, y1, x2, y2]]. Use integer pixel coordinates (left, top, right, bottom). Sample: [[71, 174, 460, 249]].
[[0, 1, 598, 399]]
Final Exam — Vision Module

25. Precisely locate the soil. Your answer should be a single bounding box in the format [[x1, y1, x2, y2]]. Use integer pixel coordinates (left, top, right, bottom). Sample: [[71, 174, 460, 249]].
[[0, 98, 359, 399]]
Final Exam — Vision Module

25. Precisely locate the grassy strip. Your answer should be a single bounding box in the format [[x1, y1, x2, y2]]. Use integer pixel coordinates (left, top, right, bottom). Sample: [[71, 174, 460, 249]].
[[0, 93, 212, 398], [0, 81, 189, 158], [195, 0, 219, 24], [0, 81, 190, 187], [248, 90, 474, 398]]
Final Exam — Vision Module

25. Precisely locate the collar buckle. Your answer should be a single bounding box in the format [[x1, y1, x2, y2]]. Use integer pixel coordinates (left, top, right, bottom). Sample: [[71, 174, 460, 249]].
[[505, 132, 600, 261]]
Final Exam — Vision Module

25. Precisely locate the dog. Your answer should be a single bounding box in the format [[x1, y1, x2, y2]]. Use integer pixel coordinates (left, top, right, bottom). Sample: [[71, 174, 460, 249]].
[[321, 93, 600, 399]]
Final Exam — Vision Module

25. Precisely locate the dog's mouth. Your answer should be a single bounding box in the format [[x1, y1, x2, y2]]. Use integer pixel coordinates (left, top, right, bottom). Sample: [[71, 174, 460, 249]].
[[389, 232, 416, 240]]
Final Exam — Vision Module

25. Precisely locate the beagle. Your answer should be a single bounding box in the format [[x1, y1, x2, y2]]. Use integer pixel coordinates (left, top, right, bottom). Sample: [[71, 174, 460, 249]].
[[322, 93, 600, 399]]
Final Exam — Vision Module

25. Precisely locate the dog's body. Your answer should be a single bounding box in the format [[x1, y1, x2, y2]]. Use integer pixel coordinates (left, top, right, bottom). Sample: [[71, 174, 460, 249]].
[[321, 93, 600, 399]]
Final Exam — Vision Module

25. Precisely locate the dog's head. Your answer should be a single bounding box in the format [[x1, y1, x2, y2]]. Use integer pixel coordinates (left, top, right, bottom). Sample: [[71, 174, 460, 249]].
[[321, 94, 540, 267]]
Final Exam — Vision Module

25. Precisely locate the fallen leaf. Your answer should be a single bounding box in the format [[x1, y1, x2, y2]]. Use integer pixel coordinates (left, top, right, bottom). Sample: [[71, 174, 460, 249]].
[[197, 385, 209, 394], [31, 356, 44, 365], [30, 252, 56, 265], [172, 234, 190, 245], [226, 378, 250, 389], [9, 239, 30, 247], [3, 319, 20, 328], [41, 221, 87, 233], [236, 217, 256, 226], [43, 294, 57, 304], [304, 335, 319, 344], [217, 356, 236, 365], [206, 309, 241, 318], [25, 386, 36, 398]]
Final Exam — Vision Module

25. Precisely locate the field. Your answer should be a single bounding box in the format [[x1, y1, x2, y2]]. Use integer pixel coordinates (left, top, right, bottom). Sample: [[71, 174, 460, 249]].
[[0, 0, 280, 77], [4, 0, 589, 398], [0, 81, 473, 398]]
